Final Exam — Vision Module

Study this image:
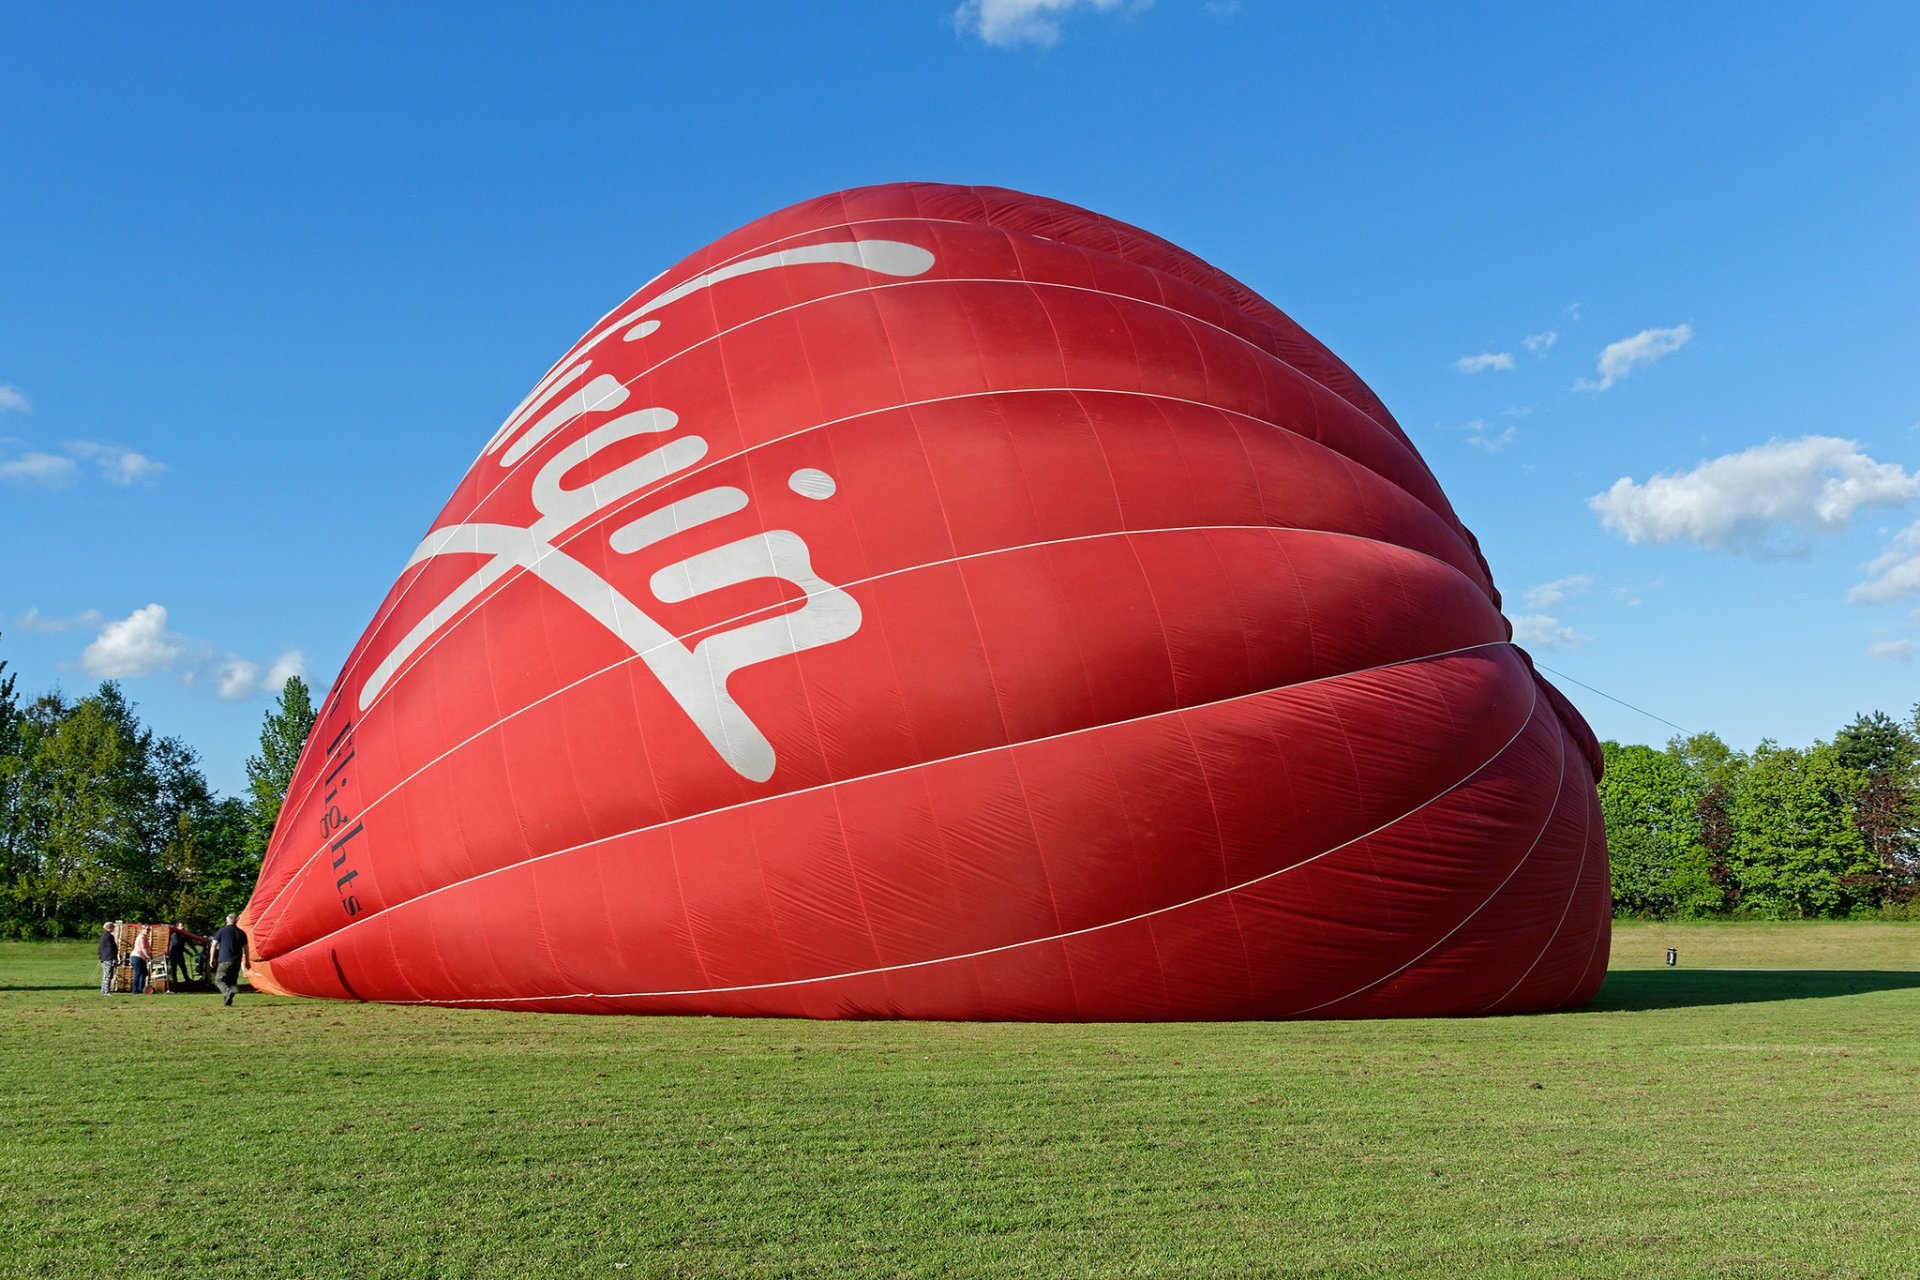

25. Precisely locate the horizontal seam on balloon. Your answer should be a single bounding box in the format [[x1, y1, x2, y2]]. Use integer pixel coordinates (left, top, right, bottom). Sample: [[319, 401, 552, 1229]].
[[1287, 684, 1558, 1016], [255, 519, 1503, 930], [340, 272, 1429, 733], [260, 638, 1521, 969], [345, 671, 1541, 1006]]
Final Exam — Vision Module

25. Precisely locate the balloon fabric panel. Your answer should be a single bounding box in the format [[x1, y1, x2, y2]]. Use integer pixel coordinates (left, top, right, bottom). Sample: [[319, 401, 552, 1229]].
[[243, 182, 1607, 1019]]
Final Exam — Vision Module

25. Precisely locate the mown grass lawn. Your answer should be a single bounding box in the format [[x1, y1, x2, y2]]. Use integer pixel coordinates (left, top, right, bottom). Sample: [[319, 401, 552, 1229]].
[[3, 922, 1916, 1279]]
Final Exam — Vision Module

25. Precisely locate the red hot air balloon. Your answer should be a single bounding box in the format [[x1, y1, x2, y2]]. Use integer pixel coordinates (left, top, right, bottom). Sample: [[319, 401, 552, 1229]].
[[243, 183, 1610, 1019]]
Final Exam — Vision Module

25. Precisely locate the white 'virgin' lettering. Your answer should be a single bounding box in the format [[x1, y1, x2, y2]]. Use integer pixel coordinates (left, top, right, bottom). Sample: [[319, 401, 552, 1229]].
[[359, 238, 929, 781]]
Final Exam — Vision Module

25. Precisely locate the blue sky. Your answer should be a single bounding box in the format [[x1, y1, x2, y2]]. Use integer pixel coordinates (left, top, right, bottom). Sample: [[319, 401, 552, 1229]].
[[3, 1, 1915, 795]]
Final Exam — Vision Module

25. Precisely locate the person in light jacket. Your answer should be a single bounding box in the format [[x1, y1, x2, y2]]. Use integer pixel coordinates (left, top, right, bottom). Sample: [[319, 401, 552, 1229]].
[[130, 926, 152, 995]]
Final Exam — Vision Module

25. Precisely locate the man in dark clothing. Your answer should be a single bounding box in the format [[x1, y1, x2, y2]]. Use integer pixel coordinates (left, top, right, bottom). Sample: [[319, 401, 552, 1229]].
[[210, 914, 248, 1006], [98, 922, 120, 995], [165, 922, 206, 991]]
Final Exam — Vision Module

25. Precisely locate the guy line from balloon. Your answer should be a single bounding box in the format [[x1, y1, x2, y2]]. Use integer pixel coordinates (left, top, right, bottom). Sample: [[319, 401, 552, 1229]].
[[356, 239, 938, 783]]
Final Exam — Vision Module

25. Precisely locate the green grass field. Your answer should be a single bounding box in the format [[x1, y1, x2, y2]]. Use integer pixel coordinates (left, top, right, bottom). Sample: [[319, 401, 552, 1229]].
[[3, 923, 1916, 1279]]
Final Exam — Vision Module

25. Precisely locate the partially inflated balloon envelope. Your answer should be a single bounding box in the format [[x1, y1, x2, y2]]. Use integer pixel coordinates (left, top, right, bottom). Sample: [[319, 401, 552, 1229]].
[[243, 183, 1610, 1019]]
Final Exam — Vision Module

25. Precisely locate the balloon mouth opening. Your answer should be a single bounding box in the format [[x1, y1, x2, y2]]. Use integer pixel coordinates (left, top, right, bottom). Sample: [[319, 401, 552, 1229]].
[[243, 954, 289, 996]]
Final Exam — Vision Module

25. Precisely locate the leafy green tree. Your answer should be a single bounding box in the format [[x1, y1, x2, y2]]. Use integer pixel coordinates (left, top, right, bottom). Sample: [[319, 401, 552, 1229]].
[[1833, 711, 1918, 775], [1598, 741, 1699, 915], [29, 695, 137, 933], [0, 635, 22, 883], [1726, 742, 1877, 918], [1666, 731, 1745, 915], [86, 682, 163, 904], [245, 675, 316, 866], [1832, 710, 1919, 906], [0, 633, 17, 760], [0, 673, 246, 936], [160, 794, 252, 925]]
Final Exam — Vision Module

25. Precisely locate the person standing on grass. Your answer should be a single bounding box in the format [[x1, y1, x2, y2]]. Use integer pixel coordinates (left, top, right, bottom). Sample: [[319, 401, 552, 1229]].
[[98, 922, 119, 995], [210, 914, 248, 1006], [130, 925, 152, 995], [166, 922, 204, 990]]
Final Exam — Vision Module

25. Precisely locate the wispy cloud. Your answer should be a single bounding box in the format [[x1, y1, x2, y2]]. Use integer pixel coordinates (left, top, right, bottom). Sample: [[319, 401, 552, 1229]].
[[1510, 614, 1591, 650], [1522, 330, 1558, 357], [1849, 520, 1920, 604], [76, 604, 307, 699], [66, 441, 168, 485], [1454, 352, 1515, 374], [1575, 324, 1693, 392], [954, 0, 1132, 46], [1462, 419, 1517, 452], [1590, 436, 1920, 557], [1869, 639, 1917, 662], [1522, 575, 1593, 609], [0, 384, 29, 415], [7, 606, 105, 634], [0, 438, 166, 487], [0, 451, 79, 486]]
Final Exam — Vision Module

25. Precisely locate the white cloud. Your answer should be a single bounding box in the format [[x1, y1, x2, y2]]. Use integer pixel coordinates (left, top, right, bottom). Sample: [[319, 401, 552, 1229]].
[[954, 0, 1130, 46], [1464, 419, 1516, 452], [1523, 330, 1558, 357], [1523, 575, 1593, 609], [1510, 614, 1591, 650], [202, 649, 307, 700], [1575, 324, 1693, 392], [1563, 302, 1583, 321], [82, 604, 187, 679], [1590, 436, 1920, 557], [0, 384, 29, 415], [1869, 639, 1917, 662], [1454, 352, 1515, 374], [66, 440, 168, 485], [1849, 520, 1920, 604], [0, 451, 78, 485], [215, 658, 262, 701], [74, 604, 305, 699], [8, 606, 104, 634], [0, 439, 165, 486], [262, 649, 308, 691]]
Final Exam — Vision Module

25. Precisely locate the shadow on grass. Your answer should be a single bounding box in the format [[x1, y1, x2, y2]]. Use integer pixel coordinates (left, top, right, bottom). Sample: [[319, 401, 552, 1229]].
[[1587, 968, 1920, 1012]]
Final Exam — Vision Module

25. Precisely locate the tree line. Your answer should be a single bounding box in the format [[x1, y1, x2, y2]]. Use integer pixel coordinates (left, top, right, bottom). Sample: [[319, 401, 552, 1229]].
[[1601, 709, 1920, 920], [0, 634, 314, 938]]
